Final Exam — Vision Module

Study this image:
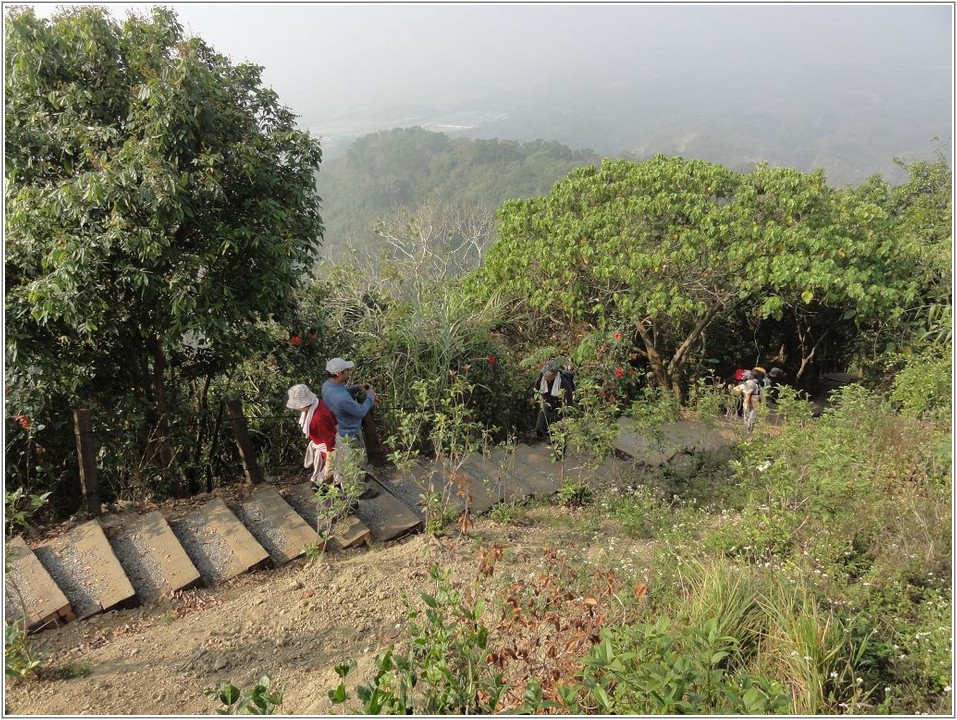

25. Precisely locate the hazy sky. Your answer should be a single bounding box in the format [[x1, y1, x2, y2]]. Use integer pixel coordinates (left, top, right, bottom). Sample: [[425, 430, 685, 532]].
[[21, 2, 954, 133]]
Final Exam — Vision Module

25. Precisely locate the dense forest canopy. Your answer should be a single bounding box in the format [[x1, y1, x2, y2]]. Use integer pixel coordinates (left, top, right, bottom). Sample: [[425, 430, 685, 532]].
[[3, 6, 952, 715], [3, 4, 951, 514], [317, 127, 598, 261], [4, 5, 323, 497]]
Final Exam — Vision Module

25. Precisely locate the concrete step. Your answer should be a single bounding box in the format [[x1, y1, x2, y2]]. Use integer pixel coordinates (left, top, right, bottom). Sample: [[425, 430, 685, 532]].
[[613, 417, 679, 465], [354, 475, 423, 542], [279, 481, 372, 550], [324, 516, 373, 552], [169, 498, 271, 585], [434, 453, 501, 515], [393, 461, 464, 516], [4, 535, 75, 631], [508, 444, 563, 500], [33, 520, 137, 620], [104, 510, 201, 603], [614, 417, 734, 464], [389, 457, 495, 520], [232, 485, 318, 565]]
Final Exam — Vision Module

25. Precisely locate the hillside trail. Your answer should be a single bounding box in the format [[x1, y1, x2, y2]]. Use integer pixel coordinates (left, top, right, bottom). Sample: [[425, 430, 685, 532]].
[[4, 501, 657, 716], [5, 417, 744, 716]]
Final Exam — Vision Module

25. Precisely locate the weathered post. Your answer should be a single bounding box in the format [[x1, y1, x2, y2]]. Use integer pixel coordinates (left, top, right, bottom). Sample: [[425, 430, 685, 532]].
[[362, 411, 388, 467], [72, 409, 101, 516], [226, 399, 264, 484]]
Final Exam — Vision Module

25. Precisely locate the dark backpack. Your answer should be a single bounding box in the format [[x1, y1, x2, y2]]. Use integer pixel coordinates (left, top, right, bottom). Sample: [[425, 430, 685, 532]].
[[559, 369, 576, 403]]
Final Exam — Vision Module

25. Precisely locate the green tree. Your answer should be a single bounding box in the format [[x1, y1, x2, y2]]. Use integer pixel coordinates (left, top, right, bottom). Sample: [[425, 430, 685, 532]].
[[4, 6, 323, 491], [473, 155, 920, 397], [886, 158, 952, 347], [733, 163, 918, 382]]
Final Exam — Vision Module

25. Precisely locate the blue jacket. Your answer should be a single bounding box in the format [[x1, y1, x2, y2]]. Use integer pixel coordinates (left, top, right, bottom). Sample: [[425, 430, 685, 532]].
[[321, 380, 373, 437]]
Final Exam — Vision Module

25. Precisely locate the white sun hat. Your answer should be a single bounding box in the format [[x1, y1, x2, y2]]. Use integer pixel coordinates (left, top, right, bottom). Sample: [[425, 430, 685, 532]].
[[286, 384, 317, 409]]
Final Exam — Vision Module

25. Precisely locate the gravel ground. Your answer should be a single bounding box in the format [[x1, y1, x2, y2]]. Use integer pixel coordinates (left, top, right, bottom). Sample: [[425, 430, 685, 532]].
[[103, 522, 169, 602], [232, 499, 294, 564], [32, 542, 114, 620], [169, 513, 243, 585]]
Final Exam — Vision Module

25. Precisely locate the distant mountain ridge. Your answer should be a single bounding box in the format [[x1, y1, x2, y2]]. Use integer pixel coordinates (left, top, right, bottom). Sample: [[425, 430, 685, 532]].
[[311, 60, 951, 188], [316, 66, 952, 257]]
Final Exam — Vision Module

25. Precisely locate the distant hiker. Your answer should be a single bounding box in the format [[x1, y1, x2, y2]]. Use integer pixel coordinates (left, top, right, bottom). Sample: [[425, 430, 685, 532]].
[[730, 370, 762, 434], [767, 367, 785, 404], [533, 358, 575, 443], [286, 384, 337, 490], [322, 357, 379, 498]]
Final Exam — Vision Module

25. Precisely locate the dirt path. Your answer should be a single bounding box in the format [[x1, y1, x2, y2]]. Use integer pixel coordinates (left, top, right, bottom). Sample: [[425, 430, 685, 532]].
[[6, 421, 734, 715], [4, 506, 655, 716]]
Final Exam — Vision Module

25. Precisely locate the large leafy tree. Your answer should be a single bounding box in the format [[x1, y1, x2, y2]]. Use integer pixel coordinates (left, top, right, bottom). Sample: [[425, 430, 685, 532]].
[[885, 158, 952, 347], [474, 155, 918, 397], [5, 6, 323, 478]]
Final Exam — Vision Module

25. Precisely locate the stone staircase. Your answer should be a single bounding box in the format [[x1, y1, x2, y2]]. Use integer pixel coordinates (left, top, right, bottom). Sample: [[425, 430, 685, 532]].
[[5, 418, 734, 634]]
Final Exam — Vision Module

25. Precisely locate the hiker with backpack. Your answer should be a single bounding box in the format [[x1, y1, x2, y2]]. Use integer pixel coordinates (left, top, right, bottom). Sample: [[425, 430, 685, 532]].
[[533, 358, 575, 444], [730, 370, 762, 434]]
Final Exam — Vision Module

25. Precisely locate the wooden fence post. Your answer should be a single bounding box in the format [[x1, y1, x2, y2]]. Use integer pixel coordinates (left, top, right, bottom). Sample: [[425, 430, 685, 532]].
[[226, 399, 263, 484], [362, 411, 388, 467], [72, 409, 101, 516]]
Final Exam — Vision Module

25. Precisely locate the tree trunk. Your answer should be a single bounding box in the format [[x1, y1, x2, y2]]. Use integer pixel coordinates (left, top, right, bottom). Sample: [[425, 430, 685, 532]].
[[796, 325, 829, 383], [636, 306, 720, 403], [146, 336, 173, 470], [635, 320, 671, 390]]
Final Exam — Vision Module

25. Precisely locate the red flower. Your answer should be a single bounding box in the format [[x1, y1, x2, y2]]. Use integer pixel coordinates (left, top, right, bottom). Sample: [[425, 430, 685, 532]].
[[615, 367, 624, 378], [488, 355, 496, 364], [289, 335, 301, 346], [16, 414, 29, 429], [614, 332, 622, 340]]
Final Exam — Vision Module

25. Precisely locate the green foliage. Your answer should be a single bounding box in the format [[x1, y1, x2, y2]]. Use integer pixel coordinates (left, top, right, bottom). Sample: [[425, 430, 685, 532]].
[[4, 5, 323, 502], [4, 488, 51, 538], [319, 259, 527, 448], [311, 456, 365, 551], [687, 382, 951, 713], [889, 345, 952, 425], [547, 375, 622, 467], [4, 621, 42, 679], [330, 565, 506, 714], [487, 501, 526, 524], [207, 676, 283, 714], [556, 479, 593, 508], [472, 155, 926, 396], [387, 375, 495, 534], [887, 159, 953, 348], [571, 618, 791, 715], [53, 662, 93, 679]]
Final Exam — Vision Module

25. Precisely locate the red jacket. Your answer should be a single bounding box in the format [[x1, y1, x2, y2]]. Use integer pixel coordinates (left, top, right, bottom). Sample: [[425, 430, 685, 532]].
[[308, 399, 337, 452]]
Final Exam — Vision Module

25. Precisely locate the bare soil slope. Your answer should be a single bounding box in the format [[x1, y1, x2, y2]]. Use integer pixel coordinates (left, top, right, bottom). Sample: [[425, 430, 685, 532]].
[[4, 507, 654, 716]]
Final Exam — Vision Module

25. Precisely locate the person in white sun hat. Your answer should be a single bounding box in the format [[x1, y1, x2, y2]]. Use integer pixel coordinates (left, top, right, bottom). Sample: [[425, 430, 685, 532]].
[[285, 383, 337, 491], [321, 357, 380, 499]]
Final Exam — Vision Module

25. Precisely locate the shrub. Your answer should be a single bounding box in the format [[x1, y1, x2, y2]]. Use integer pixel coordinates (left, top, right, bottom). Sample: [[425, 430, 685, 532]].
[[571, 618, 791, 714], [889, 346, 952, 426], [207, 676, 284, 715], [330, 564, 505, 714]]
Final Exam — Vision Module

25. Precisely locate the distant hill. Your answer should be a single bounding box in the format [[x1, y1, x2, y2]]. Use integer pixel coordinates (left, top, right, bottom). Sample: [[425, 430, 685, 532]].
[[311, 59, 951, 223], [316, 128, 599, 260]]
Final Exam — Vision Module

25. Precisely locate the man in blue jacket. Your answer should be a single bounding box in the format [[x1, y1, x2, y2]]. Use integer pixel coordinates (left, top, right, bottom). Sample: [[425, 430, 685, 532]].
[[322, 357, 379, 499]]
